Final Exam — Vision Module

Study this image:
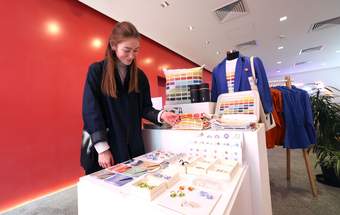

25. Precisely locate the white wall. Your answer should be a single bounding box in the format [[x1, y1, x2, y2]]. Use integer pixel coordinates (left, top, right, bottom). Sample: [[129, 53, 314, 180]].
[[269, 67, 340, 88]]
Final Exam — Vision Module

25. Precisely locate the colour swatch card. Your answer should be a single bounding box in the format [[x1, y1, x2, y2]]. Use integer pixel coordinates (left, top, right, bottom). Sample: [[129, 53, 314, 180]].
[[215, 91, 260, 123], [164, 66, 203, 105], [155, 181, 221, 215], [104, 173, 134, 187]]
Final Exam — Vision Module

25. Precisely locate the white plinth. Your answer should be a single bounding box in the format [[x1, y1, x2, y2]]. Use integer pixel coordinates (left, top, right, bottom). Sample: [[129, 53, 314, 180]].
[[142, 124, 272, 215]]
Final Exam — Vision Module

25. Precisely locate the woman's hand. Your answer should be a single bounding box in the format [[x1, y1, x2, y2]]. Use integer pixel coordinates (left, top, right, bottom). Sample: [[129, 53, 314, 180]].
[[160, 111, 180, 126], [98, 150, 114, 169]]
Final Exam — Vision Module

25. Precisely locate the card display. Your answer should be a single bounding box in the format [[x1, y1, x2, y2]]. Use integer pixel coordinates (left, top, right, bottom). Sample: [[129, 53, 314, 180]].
[[90, 169, 116, 180], [164, 66, 203, 105], [104, 173, 134, 186], [207, 159, 239, 181], [139, 150, 178, 164], [187, 131, 243, 164], [156, 181, 221, 215], [215, 91, 260, 124], [107, 163, 131, 173], [123, 166, 148, 178], [131, 176, 167, 200]]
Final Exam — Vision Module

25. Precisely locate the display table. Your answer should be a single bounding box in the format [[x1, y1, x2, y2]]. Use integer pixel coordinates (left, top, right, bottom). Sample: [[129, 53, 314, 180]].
[[78, 164, 251, 215], [142, 124, 272, 215]]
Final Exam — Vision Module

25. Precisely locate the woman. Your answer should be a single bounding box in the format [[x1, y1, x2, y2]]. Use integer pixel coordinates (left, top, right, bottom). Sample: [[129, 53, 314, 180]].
[[81, 21, 178, 174]]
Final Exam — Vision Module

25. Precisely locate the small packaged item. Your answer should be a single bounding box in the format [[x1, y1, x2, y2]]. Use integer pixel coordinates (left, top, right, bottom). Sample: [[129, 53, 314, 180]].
[[131, 176, 167, 201]]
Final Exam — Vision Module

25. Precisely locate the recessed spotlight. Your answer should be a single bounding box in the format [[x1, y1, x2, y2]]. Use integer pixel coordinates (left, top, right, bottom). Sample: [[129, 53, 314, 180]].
[[143, 58, 153, 64], [159, 64, 170, 71], [46, 21, 61, 35], [277, 61, 282, 64], [280, 16, 287, 22], [161, 1, 170, 8], [276, 70, 281, 73], [216, 51, 220, 55], [336, 50, 340, 53], [188, 26, 194, 31], [91, 38, 102, 48], [277, 46, 284, 50]]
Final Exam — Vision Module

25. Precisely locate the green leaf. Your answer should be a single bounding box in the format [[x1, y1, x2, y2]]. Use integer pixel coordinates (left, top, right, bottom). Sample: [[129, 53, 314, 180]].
[[336, 160, 340, 178]]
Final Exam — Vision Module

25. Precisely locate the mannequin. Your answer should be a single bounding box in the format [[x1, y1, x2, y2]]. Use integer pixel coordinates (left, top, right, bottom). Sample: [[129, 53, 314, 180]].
[[226, 50, 239, 60], [225, 50, 239, 93]]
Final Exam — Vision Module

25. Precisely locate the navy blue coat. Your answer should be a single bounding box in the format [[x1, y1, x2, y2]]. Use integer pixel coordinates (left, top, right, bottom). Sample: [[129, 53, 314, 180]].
[[275, 86, 316, 149], [211, 56, 273, 113], [81, 60, 160, 170]]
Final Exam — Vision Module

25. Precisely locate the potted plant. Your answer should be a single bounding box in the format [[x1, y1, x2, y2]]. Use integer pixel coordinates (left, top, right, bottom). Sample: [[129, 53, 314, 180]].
[[311, 91, 340, 186]]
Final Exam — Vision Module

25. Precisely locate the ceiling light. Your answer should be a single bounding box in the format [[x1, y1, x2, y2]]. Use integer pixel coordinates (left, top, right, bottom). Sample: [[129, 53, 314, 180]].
[[276, 70, 281, 73], [276, 61, 282, 64], [216, 51, 220, 55], [336, 50, 340, 53], [161, 1, 170, 8], [321, 62, 327, 66], [188, 26, 194, 31], [277, 46, 284, 50], [280, 16, 287, 22], [279, 35, 287, 39]]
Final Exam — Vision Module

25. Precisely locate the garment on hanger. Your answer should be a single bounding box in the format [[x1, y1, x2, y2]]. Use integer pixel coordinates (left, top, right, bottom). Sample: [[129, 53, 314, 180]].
[[273, 86, 316, 149], [265, 88, 285, 148], [211, 56, 273, 114]]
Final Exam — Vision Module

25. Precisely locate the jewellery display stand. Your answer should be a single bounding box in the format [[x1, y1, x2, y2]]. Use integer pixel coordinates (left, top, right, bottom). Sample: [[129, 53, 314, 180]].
[[78, 145, 252, 215], [142, 124, 272, 215]]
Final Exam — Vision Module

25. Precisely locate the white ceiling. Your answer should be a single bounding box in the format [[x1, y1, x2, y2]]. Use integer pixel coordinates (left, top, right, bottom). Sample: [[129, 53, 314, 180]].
[[79, 0, 340, 77]]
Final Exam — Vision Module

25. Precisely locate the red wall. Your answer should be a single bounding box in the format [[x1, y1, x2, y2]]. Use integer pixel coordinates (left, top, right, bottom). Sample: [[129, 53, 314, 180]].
[[0, 0, 211, 211]]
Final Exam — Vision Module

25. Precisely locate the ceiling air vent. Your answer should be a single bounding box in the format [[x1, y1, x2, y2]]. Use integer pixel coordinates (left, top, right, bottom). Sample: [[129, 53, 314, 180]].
[[309, 16, 340, 32], [213, 0, 248, 23], [299, 45, 323, 55], [295, 61, 309, 66], [235, 40, 257, 50]]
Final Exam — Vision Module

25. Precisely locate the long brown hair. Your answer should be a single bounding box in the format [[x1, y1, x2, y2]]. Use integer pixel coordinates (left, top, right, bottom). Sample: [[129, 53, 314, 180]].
[[101, 21, 140, 98]]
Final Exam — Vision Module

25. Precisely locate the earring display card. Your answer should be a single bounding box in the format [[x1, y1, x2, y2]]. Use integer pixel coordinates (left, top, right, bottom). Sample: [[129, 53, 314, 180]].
[[155, 181, 221, 215], [104, 173, 134, 187], [90, 169, 116, 180], [138, 150, 178, 164], [187, 131, 243, 165]]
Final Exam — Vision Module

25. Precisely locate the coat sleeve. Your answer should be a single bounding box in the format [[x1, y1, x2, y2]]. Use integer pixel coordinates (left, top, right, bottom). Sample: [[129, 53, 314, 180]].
[[254, 57, 273, 113], [139, 71, 161, 124], [82, 64, 108, 144], [211, 67, 218, 102]]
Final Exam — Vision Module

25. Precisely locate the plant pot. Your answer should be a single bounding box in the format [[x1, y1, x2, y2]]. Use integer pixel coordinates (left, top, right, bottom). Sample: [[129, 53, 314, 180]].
[[316, 165, 340, 187]]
